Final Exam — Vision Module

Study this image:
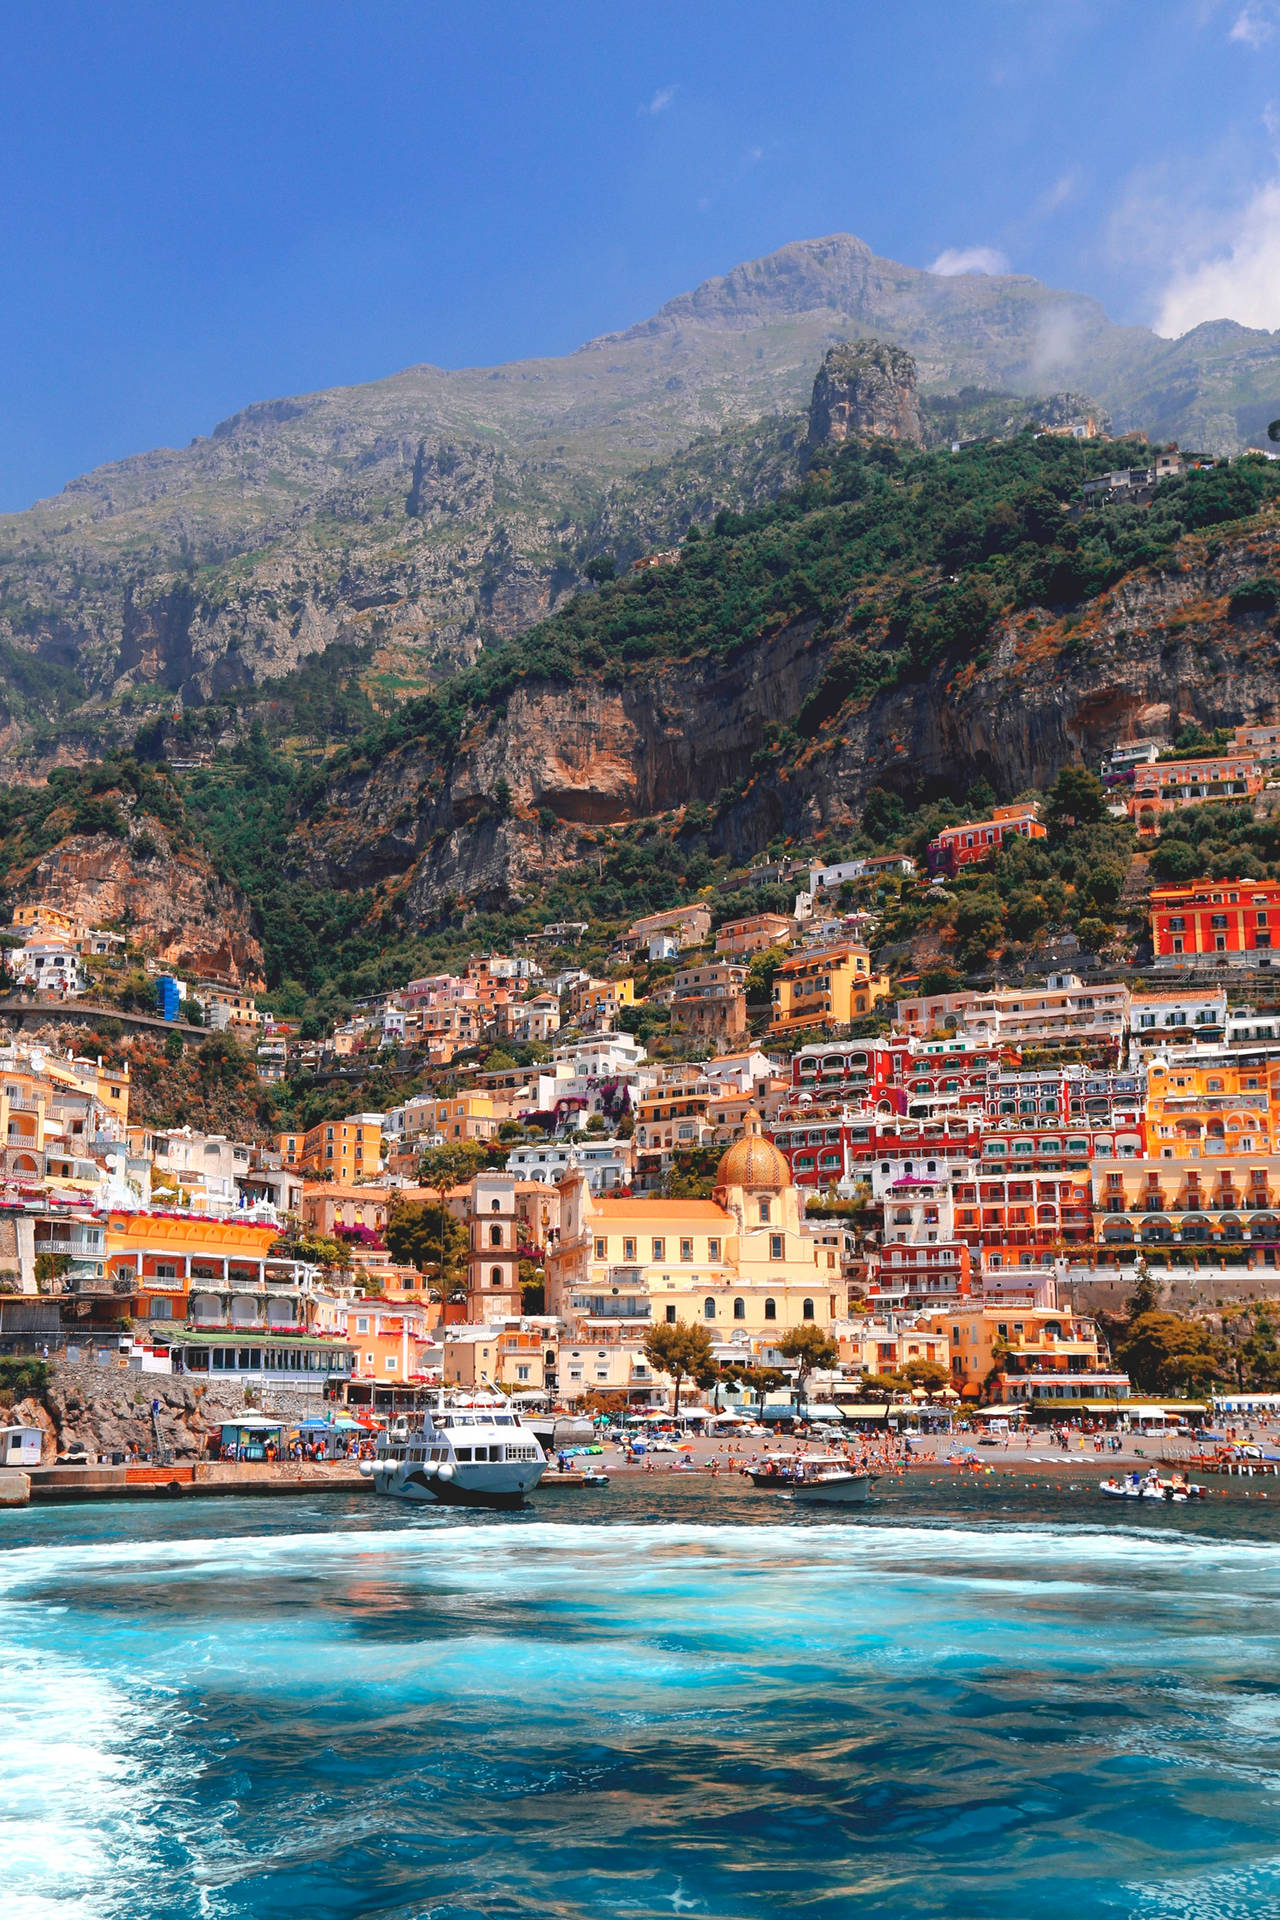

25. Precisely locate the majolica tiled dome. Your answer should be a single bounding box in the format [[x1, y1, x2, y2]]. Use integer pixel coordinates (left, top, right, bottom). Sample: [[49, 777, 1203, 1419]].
[[716, 1121, 790, 1191]]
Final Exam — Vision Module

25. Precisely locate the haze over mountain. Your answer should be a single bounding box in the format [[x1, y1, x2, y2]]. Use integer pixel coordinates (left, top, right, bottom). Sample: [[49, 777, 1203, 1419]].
[[1, 231, 1279, 776]]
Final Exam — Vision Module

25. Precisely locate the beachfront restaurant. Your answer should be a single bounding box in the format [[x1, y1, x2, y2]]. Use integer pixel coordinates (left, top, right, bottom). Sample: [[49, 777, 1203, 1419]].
[[218, 1414, 365, 1460], [158, 1328, 356, 1395]]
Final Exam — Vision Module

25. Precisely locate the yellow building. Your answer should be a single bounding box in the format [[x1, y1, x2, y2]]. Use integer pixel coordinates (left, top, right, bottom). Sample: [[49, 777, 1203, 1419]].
[[549, 1121, 839, 1344], [416, 1093, 500, 1145], [0, 1057, 126, 1182], [41, 1052, 130, 1130], [277, 1113, 384, 1180], [196, 983, 266, 1031], [769, 942, 888, 1036], [567, 977, 635, 1024], [1093, 1153, 1280, 1262]]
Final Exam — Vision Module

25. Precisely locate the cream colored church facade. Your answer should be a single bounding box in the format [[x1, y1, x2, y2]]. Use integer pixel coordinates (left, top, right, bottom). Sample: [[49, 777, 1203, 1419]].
[[547, 1123, 839, 1340]]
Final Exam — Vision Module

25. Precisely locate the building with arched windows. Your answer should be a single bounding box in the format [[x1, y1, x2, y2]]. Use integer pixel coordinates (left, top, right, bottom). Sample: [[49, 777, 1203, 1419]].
[[547, 1118, 837, 1349]]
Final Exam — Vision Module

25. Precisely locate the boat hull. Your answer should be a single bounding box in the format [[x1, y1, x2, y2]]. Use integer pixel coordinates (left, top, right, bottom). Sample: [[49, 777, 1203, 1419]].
[[788, 1474, 876, 1505], [373, 1460, 545, 1508]]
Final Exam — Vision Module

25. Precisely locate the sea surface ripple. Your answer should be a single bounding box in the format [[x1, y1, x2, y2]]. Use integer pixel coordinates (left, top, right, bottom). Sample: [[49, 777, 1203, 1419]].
[[5, 1478, 1280, 1919]]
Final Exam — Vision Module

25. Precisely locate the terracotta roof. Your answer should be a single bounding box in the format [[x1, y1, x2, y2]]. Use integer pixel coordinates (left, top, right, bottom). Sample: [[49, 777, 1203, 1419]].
[[1130, 991, 1225, 1003], [303, 1183, 390, 1201], [592, 1198, 730, 1222]]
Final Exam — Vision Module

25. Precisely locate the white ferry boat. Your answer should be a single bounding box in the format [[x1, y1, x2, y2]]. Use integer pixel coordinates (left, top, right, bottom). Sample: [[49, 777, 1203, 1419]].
[[362, 1396, 547, 1508]]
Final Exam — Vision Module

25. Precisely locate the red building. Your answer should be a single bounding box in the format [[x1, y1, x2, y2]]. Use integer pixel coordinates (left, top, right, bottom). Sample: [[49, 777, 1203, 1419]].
[[926, 805, 1045, 876], [788, 1037, 1001, 1113], [1150, 879, 1280, 967], [769, 1108, 983, 1192]]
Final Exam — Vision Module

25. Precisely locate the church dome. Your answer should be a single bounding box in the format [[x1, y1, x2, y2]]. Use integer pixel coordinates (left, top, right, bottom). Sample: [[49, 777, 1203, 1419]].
[[716, 1121, 790, 1191]]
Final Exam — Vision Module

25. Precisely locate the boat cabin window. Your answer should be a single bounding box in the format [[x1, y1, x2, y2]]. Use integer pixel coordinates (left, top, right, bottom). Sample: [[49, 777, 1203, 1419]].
[[455, 1447, 472, 1460]]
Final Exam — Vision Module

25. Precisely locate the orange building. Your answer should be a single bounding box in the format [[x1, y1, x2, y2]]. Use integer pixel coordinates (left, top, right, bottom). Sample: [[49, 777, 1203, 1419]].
[[715, 913, 797, 957], [336, 1296, 436, 1383], [100, 1211, 301, 1330], [300, 1184, 392, 1239], [1130, 756, 1263, 833], [1150, 879, 1280, 967], [277, 1114, 384, 1181]]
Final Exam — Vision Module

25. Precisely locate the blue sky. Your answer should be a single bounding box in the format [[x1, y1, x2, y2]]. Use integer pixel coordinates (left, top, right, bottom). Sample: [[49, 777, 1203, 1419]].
[[2, 0, 1279, 510]]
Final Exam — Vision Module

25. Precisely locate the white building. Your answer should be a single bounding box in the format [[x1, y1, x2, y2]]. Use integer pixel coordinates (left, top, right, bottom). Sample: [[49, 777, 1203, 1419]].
[[506, 1137, 634, 1192], [10, 944, 85, 994]]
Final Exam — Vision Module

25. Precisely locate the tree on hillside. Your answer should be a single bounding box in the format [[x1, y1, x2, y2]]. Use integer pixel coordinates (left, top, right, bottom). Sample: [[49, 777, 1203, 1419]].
[[745, 945, 790, 1008], [1126, 1258, 1160, 1321], [1045, 766, 1107, 834], [413, 1140, 492, 1289], [416, 1141, 491, 1192], [276, 1231, 352, 1271], [778, 1323, 840, 1411], [1228, 1303, 1280, 1390], [386, 1199, 468, 1301], [642, 1319, 717, 1416], [1115, 1310, 1225, 1395]]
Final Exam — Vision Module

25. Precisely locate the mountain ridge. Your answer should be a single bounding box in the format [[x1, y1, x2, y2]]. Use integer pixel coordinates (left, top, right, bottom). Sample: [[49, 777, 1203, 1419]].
[[1, 232, 1279, 779]]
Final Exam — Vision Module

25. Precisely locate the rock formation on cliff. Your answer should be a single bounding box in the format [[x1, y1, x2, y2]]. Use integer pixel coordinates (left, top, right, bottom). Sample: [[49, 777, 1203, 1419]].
[[3, 770, 264, 983], [807, 340, 925, 449]]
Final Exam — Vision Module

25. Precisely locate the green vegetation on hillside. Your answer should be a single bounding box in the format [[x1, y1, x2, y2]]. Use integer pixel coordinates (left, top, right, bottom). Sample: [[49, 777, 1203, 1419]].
[[0, 755, 192, 887], [1146, 802, 1280, 884], [337, 436, 1280, 774]]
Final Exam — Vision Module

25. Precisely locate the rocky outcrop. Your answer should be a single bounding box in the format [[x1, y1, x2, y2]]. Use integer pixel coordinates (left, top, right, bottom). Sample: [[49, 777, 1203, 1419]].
[[16, 1371, 236, 1461], [288, 517, 1280, 919], [807, 340, 925, 449], [15, 1367, 342, 1461], [11, 813, 264, 984]]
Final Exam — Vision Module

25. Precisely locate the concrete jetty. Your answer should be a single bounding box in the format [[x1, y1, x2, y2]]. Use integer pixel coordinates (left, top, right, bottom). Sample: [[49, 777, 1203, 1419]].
[[22, 1460, 370, 1504]]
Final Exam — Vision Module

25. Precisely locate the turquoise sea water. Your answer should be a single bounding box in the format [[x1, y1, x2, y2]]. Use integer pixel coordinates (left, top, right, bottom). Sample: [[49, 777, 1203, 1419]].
[[5, 1477, 1280, 1919]]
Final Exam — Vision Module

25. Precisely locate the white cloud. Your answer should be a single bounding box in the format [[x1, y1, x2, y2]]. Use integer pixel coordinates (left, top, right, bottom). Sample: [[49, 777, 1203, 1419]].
[[639, 85, 676, 116], [1038, 167, 1081, 215], [1230, 4, 1276, 47], [927, 246, 1011, 277], [1154, 175, 1280, 333]]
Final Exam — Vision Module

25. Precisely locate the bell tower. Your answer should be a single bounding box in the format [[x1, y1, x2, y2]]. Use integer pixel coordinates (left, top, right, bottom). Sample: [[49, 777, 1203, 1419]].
[[466, 1172, 524, 1321]]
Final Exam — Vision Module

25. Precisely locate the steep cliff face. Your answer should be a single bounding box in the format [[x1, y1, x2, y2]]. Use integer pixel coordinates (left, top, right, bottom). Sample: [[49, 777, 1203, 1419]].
[[807, 341, 924, 448], [288, 516, 1280, 919], [290, 616, 824, 908], [11, 817, 264, 984]]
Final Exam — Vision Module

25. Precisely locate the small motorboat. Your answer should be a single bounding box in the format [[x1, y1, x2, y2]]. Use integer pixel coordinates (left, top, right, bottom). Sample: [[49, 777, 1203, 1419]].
[[788, 1468, 876, 1506], [1100, 1470, 1205, 1503], [749, 1452, 876, 1505]]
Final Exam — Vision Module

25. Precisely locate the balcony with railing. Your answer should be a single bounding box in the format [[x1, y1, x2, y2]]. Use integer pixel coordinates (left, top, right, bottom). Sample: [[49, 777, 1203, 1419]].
[[571, 1294, 652, 1321]]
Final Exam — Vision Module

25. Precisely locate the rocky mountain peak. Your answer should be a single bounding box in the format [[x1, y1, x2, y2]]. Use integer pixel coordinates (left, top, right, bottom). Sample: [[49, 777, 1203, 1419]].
[[807, 339, 925, 449]]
